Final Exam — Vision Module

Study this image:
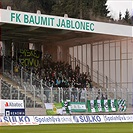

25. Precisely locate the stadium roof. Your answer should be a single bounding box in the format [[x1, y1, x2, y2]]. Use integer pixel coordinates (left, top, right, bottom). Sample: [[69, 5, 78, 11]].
[[0, 9, 132, 45]]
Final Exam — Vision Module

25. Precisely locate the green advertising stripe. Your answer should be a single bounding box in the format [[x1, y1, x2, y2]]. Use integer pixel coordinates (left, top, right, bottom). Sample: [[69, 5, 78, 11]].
[[114, 99, 118, 111], [87, 100, 91, 112], [101, 100, 105, 112], [71, 109, 86, 112], [108, 100, 112, 112]]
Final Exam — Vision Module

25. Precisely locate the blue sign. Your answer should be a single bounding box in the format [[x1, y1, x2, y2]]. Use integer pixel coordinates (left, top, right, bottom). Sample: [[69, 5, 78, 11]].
[[3, 116, 30, 123], [72, 115, 104, 123], [5, 109, 25, 116]]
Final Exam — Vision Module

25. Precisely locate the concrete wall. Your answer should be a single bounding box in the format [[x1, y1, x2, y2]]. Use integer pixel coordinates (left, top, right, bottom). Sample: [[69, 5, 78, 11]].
[[25, 108, 46, 116]]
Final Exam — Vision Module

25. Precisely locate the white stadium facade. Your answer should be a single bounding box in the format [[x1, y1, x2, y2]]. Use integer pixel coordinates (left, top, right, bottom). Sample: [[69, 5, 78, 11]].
[[0, 7, 133, 115]]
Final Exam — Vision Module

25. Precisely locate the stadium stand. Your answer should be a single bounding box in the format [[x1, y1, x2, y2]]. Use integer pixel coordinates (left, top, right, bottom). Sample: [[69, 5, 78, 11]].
[[1, 79, 42, 108]]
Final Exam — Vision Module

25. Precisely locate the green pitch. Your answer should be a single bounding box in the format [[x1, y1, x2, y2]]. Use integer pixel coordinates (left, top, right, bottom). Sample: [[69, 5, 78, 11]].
[[1, 123, 133, 133]]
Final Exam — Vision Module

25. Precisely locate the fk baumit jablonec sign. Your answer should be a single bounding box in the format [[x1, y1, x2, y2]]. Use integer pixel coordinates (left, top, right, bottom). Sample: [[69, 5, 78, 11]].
[[0, 9, 132, 37]]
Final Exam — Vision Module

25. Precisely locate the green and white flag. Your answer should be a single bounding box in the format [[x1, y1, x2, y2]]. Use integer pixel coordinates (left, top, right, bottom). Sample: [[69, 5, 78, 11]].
[[101, 99, 109, 112], [109, 99, 118, 112], [97, 100, 103, 112], [88, 100, 98, 112], [61, 100, 71, 114], [87, 99, 118, 113], [118, 99, 127, 112]]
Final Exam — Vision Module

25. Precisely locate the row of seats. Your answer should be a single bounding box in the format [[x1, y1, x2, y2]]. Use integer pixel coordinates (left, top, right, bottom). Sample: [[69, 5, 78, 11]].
[[1, 80, 42, 108]]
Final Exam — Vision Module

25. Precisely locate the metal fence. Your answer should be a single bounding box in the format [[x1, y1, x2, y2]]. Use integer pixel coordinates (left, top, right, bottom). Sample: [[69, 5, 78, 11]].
[[1, 78, 132, 108], [1, 56, 132, 108]]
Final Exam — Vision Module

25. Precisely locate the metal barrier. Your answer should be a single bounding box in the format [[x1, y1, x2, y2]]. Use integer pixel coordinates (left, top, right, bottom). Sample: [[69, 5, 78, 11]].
[[1, 77, 132, 108]]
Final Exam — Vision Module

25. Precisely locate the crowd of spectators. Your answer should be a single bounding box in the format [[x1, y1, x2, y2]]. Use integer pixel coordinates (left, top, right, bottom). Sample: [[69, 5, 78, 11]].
[[5, 55, 93, 91], [3, 54, 111, 102], [39, 61, 93, 90]]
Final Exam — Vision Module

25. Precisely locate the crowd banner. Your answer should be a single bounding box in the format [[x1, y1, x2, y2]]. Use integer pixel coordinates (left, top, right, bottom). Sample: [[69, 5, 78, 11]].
[[87, 99, 118, 113], [18, 49, 42, 68], [70, 102, 86, 112], [61, 101, 86, 114], [44, 103, 63, 115]]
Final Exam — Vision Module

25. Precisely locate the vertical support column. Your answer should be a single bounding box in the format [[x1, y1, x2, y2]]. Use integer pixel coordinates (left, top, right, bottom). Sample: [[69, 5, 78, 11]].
[[2, 41, 5, 74], [41, 79, 44, 108], [11, 42, 14, 59], [114, 88, 116, 99], [33, 85, 35, 108], [120, 40, 122, 88], [30, 71, 33, 91], [24, 86, 27, 108], [21, 67, 23, 86], [76, 88, 79, 102], [126, 38, 128, 88], [81, 45, 83, 73], [41, 44, 44, 61], [97, 43, 99, 87], [69, 54, 72, 66], [72, 47, 74, 69], [2, 56, 4, 74], [10, 85, 12, 99], [97, 71, 99, 88], [86, 44, 87, 71], [132, 38, 133, 108], [77, 45, 78, 61], [115, 82, 117, 99], [106, 76, 108, 88], [58, 87, 60, 103], [11, 60, 13, 79], [50, 87, 53, 103], [61, 87, 63, 101], [115, 41, 117, 87], [75, 57, 76, 68], [126, 89, 129, 107], [109, 41, 111, 89], [1, 41, 5, 56], [91, 44, 93, 81], [103, 42, 105, 88], [87, 65, 89, 74], [11, 42, 14, 80], [106, 88, 109, 99], [18, 86, 20, 100]]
